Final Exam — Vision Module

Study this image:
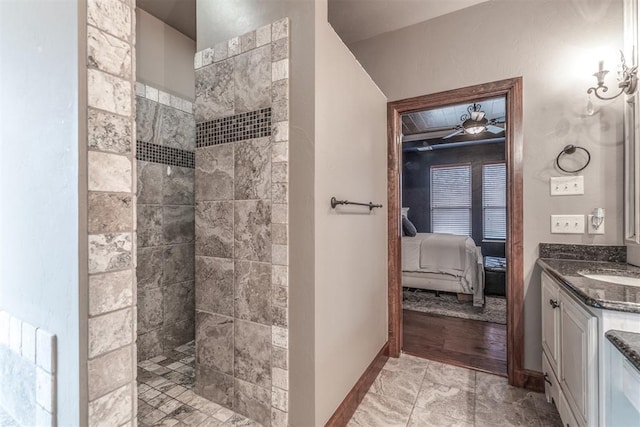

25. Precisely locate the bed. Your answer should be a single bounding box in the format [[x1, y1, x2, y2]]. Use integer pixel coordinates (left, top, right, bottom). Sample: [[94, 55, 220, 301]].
[[402, 233, 485, 307]]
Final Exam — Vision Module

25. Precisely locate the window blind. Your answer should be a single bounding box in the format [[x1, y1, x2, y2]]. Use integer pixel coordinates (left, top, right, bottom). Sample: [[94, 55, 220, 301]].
[[430, 164, 472, 236], [483, 163, 507, 240]]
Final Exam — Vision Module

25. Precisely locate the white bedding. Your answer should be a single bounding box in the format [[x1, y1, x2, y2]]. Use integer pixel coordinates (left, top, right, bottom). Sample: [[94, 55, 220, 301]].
[[402, 233, 484, 306]]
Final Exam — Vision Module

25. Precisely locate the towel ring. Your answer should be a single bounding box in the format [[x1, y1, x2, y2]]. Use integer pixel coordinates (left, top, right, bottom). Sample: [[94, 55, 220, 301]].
[[555, 144, 591, 173]]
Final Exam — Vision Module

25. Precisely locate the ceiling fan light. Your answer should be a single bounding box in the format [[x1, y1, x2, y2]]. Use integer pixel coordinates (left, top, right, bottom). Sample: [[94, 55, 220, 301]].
[[462, 116, 488, 134], [465, 125, 485, 134]]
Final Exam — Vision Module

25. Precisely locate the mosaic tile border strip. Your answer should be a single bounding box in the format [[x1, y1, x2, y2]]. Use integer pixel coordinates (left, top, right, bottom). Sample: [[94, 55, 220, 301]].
[[135, 82, 194, 115], [196, 108, 272, 148], [0, 311, 57, 426], [136, 141, 195, 169]]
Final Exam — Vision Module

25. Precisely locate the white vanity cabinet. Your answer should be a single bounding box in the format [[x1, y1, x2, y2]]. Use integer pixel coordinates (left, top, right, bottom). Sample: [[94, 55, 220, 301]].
[[541, 271, 598, 427]]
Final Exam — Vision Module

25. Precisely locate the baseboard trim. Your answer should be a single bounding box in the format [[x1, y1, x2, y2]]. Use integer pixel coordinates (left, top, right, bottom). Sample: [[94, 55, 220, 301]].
[[522, 369, 544, 392], [325, 341, 390, 427]]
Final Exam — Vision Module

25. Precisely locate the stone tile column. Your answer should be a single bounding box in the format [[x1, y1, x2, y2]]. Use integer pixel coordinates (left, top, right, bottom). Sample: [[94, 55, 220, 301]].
[[84, 0, 137, 424]]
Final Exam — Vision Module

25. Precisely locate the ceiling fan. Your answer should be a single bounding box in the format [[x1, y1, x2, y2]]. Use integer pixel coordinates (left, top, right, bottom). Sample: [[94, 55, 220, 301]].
[[443, 103, 505, 139]]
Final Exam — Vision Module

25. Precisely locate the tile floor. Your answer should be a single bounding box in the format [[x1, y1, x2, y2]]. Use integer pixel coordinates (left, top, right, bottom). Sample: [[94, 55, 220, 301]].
[[138, 343, 561, 426], [137, 341, 260, 426], [347, 353, 562, 427]]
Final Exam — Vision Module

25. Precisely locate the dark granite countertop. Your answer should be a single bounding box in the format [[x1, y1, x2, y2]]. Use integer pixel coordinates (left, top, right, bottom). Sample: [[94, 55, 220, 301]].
[[606, 330, 640, 373], [537, 258, 640, 313]]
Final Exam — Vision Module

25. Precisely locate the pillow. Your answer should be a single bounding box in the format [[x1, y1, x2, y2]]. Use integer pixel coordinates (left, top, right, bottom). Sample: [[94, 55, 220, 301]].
[[402, 216, 417, 237]]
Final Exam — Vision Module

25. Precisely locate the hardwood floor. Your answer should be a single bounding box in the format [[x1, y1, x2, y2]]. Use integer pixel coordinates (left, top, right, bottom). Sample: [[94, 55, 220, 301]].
[[402, 309, 507, 376]]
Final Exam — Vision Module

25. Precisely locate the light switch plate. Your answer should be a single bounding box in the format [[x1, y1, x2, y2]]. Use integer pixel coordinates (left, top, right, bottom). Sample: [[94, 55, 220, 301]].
[[550, 176, 584, 196], [551, 215, 585, 234]]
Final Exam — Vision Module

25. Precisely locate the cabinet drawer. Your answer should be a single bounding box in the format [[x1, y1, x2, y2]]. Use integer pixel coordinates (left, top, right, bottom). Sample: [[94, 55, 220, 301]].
[[543, 351, 560, 409], [541, 272, 561, 375]]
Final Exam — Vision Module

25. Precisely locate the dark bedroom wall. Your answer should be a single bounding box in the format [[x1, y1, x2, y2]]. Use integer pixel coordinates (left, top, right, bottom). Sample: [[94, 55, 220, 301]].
[[402, 141, 505, 257]]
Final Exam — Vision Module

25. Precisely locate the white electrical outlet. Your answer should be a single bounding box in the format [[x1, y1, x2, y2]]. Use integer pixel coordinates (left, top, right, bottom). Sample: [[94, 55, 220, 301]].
[[550, 176, 584, 196], [551, 215, 585, 234], [588, 215, 605, 234]]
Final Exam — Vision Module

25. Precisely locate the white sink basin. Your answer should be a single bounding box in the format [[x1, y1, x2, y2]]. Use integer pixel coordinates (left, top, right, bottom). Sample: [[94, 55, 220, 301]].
[[581, 274, 640, 287]]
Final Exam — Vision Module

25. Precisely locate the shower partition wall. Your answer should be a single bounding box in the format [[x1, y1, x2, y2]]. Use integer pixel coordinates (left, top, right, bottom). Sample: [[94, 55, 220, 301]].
[[193, 19, 290, 427]]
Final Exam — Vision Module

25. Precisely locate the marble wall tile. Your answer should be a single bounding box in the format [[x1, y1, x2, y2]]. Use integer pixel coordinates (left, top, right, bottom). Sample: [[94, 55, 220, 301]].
[[234, 137, 271, 200], [271, 162, 287, 183], [271, 224, 287, 245], [196, 256, 234, 317], [213, 41, 228, 63], [136, 97, 158, 143], [272, 18, 288, 41], [164, 281, 195, 325], [272, 347, 288, 377], [87, 26, 131, 78], [196, 144, 234, 201], [195, 60, 234, 122], [272, 408, 287, 427], [88, 383, 132, 427], [88, 108, 132, 154], [195, 365, 234, 408], [87, 0, 131, 42], [138, 287, 163, 334], [271, 386, 287, 412], [234, 46, 271, 114], [137, 246, 163, 291], [163, 244, 195, 284], [137, 161, 163, 204], [163, 165, 195, 206], [137, 329, 163, 361], [202, 48, 214, 67], [196, 201, 234, 258], [272, 286, 287, 308], [146, 85, 159, 102], [88, 345, 132, 400], [88, 69, 131, 116], [137, 205, 162, 248], [234, 200, 271, 262], [272, 306, 287, 328], [88, 307, 133, 358], [228, 37, 240, 57], [272, 204, 287, 224], [256, 24, 271, 47], [272, 183, 287, 204], [272, 244, 287, 266], [35, 329, 55, 374], [164, 319, 195, 350], [240, 31, 256, 53], [88, 151, 132, 192], [0, 345, 37, 427], [271, 326, 287, 349], [196, 311, 233, 375], [89, 269, 133, 316], [273, 121, 288, 142], [88, 233, 132, 273], [271, 38, 288, 63], [163, 206, 195, 245], [271, 142, 288, 163], [88, 192, 132, 234], [156, 105, 197, 151], [233, 378, 271, 427], [234, 261, 271, 325], [271, 265, 287, 288], [271, 60, 288, 82]]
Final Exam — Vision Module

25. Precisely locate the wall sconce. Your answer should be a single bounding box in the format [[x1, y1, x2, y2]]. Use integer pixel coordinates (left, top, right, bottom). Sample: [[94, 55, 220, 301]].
[[587, 50, 638, 100]]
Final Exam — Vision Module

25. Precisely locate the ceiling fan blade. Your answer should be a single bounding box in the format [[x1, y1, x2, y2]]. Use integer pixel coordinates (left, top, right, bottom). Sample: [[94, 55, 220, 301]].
[[443, 129, 464, 139], [487, 125, 504, 134]]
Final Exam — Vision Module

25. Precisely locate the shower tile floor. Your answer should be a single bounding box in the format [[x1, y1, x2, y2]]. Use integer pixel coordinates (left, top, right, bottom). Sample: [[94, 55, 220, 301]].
[[137, 341, 261, 426]]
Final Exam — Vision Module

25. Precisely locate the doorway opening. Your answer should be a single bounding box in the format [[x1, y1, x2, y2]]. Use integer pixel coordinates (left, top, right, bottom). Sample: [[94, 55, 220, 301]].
[[387, 78, 534, 388]]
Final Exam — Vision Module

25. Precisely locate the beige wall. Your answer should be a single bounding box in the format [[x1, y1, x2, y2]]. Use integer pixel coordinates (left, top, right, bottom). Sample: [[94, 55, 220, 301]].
[[136, 9, 196, 100], [349, 0, 624, 371], [315, 0, 388, 424]]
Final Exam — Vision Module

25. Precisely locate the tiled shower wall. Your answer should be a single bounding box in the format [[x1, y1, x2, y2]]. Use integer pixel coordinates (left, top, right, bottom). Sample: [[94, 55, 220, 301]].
[[193, 19, 290, 427], [135, 83, 196, 361], [85, 0, 137, 424]]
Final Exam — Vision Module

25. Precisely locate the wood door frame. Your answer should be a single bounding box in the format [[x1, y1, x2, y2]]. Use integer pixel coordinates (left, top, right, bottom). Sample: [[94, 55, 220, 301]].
[[387, 77, 529, 388]]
